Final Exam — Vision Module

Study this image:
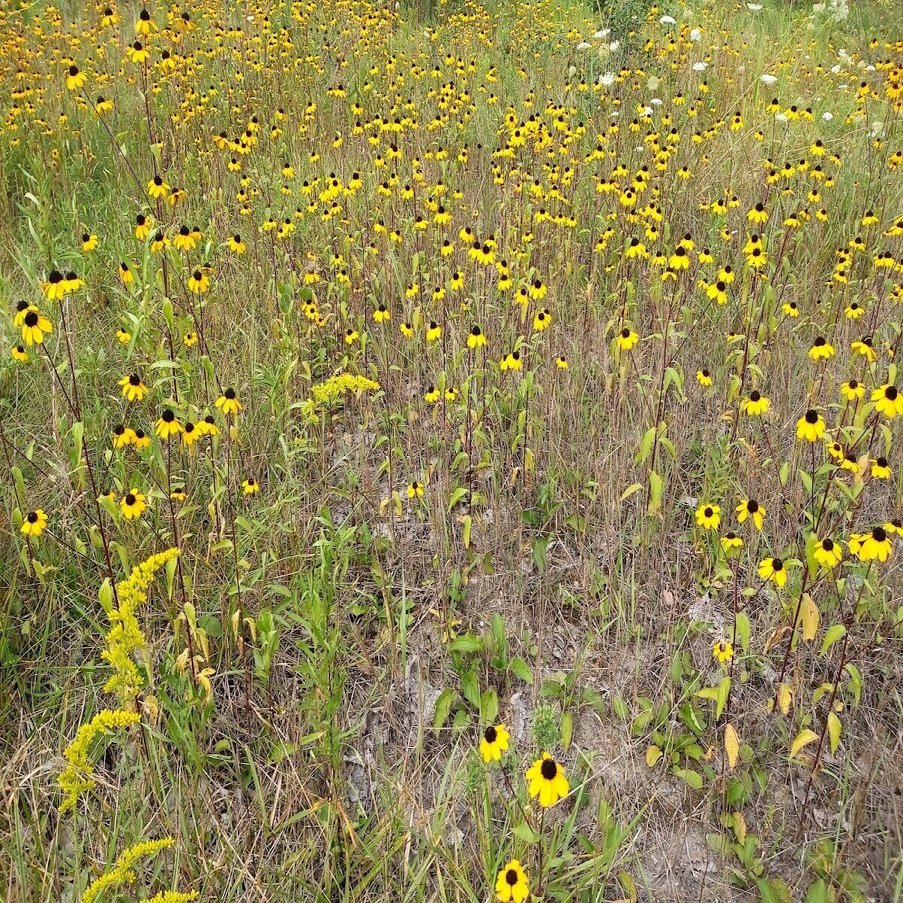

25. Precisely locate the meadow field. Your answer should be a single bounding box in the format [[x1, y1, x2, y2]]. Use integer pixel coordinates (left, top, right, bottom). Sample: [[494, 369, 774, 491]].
[[1, 0, 902, 899]]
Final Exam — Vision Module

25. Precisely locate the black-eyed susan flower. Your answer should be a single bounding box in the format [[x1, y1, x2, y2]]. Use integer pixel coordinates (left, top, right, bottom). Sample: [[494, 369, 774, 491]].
[[373, 304, 390, 324], [616, 327, 639, 352], [712, 639, 733, 664], [808, 337, 835, 362], [426, 322, 442, 344], [736, 498, 765, 530], [741, 391, 770, 416], [758, 556, 787, 587], [147, 175, 169, 199], [120, 489, 147, 520], [841, 380, 865, 401], [133, 429, 150, 450], [851, 338, 877, 363], [19, 306, 52, 346], [696, 368, 713, 387], [155, 408, 183, 440], [216, 388, 242, 417], [872, 384, 903, 419], [65, 65, 87, 91], [467, 326, 487, 350], [11, 345, 28, 363], [227, 234, 246, 254], [119, 373, 149, 403], [183, 331, 198, 347], [555, 356, 568, 369], [21, 509, 48, 537], [82, 233, 98, 253], [479, 724, 510, 763], [406, 481, 425, 499], [871, 457, 892, 479], [854, 527, 892, 562], [181, 422, 200, 448], [796, 409, 826, 442], [187, 270, 210, 293], [242, 478, 260, 495], [532, 308, 551, 332], [695, 503, 720, 531], [814, 538, 843, 569], [112, 424, 136, 449], [526, 753, 569, 808], [495, 860, 529, 903], [116, 328, 132, 344], [119, 262, 134, 285], [721, 531, 743, 554]]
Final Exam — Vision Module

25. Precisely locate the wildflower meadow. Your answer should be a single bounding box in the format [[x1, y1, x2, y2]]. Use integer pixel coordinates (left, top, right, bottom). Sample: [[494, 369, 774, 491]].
[[1, 0, 902, 899]]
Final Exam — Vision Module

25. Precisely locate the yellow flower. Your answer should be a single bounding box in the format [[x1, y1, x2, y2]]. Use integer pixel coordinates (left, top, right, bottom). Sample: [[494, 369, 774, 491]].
[[65, 65, 87, 91], [467, 326, 487, 349], [21, 509, 48, 537], [155, 408, 183, 439], [736, 499, 765, 530], [841, 380, 864, 401], [479, 724, 510, 763], [19, 306, 53, 346], [720, 531, 743, 554], [808, 337, 835, 361], [242, 478, 260, 495], [148, 176, 170, 199], [120, 489, 147, 520], [712, 640, 733, 664], [741, 391, 769, 417], [215, 388, 243, 416], [813, 538, 842, 569], [757, 556, 787, 587], [856, 527, 892, 562], [11, 344, 29, 363], [526, 753, 569, 807], [82, 233, 99, 253], [696, 368, 713, 387], [426, 322, 442, 343], [695, 503, 720, 531], [406, 481, 425, 499], [872, 384, 903, 419], [187, 270, 210, 293], [495, 860, 529, 903], [532, 308, 552, 332], [796, 410, 825, 442], [119, 373, 149, 402], [555, 356, 569, 369], [871, 457, 892, 479], [616, 327, 639, 352]]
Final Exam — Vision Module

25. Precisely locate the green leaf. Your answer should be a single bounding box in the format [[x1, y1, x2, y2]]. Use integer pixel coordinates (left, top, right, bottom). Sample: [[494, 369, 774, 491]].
[[674, 767, 703, 790], [510, 656, 533, 684], [513, 821, 540, 844], [820, 624, 847, 656], [735, 611, 750, 653], [560, 711, 573, 750], [432, 688, 455, 732], [480, 689, 498, 724], [460, 670, 481, 709]]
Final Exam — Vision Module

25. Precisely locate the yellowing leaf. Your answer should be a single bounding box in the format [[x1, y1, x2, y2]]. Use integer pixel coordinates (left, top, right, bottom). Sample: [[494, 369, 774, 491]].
[[724, 723, 740, 770], [778, 683, 792, 716], [827, 712, 842, 754], [800, 594, 819, 642], [790, 728, 819, 761], [646, 744, 663, 767]]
